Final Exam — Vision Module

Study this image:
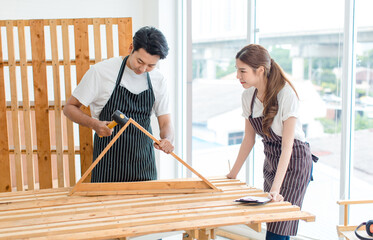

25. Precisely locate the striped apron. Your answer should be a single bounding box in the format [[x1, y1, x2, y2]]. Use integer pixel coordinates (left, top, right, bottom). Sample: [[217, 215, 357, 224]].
[[249, 89, 313, 236], [91, 56, 157, 182]]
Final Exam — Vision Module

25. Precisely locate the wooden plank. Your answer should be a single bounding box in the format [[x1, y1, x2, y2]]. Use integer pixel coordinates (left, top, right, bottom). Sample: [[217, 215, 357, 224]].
[[0, 210, 314, 239], [216, 229, 251, 240], [6, 20, 24, 191], [50, 19, 65, 188], [0, 18, 130, 27], [105, 18, 113, 59], [17, 20, 35, 190], [118, 18, 132, 56], [76, 180, 212, 191], [0, 22, 12, 192], [74, 18, 93, 182], [61, 19, 76, 186], [246, 223, 261, 232], [93, 18, 102, 63], [0, 188, 261, 210], [2, 59, 108, 67], [30, 19, 53, 189], [337, 199, 373, 205], [0, 205, 300, 237]]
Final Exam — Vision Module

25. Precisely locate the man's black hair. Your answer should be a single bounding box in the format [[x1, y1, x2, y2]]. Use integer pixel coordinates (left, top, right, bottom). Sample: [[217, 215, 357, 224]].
[[132, 26, 169, 59]]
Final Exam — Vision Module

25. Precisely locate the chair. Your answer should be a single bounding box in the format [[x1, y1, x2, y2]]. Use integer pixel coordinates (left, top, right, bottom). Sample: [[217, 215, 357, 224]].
[[337, 199, 373, 239]]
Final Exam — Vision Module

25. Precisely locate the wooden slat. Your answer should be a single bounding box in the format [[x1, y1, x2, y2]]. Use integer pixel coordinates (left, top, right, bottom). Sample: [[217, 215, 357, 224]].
[[74, 18, 93, 182], [105, 18, 114, 59], [6, 20, 24, 191], [2, 59, 109, 67], [9, 145, 80, 154], [216, 229, 251, 240], [50, 20, 65, 188], [118, 18, 132, 56], [93, 18, 102, 63], [0, 22, 12, 192], [61, 19, 76, 186], [0, 179, 316, 239], [337, 199, 373, 205], [18, 20, 35, 190], [0, 18, 130, 27], [30, 19, 53, 189]]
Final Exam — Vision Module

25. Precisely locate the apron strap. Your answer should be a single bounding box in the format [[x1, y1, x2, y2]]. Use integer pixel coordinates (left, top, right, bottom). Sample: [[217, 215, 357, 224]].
[[250, 89, 258, 118]]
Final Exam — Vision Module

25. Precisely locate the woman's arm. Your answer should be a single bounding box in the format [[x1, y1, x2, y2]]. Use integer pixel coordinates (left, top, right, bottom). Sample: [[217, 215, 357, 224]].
[[227, 119, 256, 179], [269, 116, 297, 201]]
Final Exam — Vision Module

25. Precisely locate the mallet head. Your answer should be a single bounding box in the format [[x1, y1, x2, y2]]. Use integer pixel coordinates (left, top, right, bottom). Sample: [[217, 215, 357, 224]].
[[112, 110, 129, 126]]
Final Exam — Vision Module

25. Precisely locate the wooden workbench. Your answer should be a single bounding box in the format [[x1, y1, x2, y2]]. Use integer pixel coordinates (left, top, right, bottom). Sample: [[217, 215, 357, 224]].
[[0, 177, 315, 240]]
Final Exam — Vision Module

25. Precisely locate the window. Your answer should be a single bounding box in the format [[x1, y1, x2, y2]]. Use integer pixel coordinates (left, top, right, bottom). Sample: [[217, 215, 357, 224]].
[[191, 0, 248, 179], [228, 131, 244, 145], [350, 0, 373, 226]]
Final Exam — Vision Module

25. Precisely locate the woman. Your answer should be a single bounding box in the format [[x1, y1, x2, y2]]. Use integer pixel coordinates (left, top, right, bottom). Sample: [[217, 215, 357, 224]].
[[227, 44, 317, 239]]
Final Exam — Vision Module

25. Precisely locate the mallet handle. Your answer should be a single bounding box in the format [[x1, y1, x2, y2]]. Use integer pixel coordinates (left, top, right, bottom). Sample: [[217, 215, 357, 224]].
[[99, 121, 118, 138]]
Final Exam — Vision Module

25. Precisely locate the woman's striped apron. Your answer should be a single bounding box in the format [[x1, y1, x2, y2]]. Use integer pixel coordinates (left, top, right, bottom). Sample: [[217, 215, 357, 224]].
[[249, 89, 313, 236], [91, 56, 157, 182]]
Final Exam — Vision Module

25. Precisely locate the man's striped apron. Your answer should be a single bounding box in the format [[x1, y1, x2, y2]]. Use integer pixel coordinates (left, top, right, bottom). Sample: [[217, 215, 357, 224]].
[[91, 56, 157, 182], [249, 89, 313, 236]]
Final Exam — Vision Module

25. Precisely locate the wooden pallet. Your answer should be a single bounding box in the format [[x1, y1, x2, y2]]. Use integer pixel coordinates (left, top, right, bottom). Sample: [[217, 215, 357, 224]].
[[0, 177, 315, 240], [0, 18, 132, 192]]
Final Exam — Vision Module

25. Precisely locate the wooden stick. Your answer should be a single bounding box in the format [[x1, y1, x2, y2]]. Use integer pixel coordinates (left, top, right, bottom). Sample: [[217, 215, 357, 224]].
[[129, 119, 219, 191], [61, 19, 76, 186], [18, 20, 35, 190], [6, 20, 24, 191], [50, 19, 65, 188], [69, 120, 131, 195]]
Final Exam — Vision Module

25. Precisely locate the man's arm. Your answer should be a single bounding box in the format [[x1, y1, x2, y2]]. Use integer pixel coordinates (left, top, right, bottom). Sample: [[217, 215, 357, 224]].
[[154, 114, 174, 154], [63, 96, 112, 137]]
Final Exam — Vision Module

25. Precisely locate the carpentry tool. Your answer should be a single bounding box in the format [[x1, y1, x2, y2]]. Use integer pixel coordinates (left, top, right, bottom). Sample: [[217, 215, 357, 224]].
[[99, 110, 129, 137]]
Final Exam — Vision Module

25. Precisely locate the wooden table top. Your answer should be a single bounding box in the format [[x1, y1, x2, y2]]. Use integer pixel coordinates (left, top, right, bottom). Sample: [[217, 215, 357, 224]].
[[0, 177, 315, 240]]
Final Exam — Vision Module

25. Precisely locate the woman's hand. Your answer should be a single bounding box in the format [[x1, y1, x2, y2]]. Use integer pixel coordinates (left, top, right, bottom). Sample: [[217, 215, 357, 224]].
[[226, 172, 237, 179], [268, 191, 284, 202]]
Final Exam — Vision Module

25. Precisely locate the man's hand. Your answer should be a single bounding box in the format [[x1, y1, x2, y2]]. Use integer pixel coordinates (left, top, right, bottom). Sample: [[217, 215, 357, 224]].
[[94, 120, 113, 137], [154, 139, 174, 154]]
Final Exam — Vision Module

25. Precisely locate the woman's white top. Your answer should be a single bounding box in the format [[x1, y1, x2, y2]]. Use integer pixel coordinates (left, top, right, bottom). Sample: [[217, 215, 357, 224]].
[[241, 84, 306, 142], [72, 57, 170, 119]]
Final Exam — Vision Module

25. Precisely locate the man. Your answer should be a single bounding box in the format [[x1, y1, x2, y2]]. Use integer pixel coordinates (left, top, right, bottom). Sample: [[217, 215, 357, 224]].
[[63, 26, 174, 182]]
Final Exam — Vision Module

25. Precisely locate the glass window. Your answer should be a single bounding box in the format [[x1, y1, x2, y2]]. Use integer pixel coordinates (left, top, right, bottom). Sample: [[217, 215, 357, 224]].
[[351, 0, 373, 225], [256, 0, 344, 238], [191, 0, 248, 179]]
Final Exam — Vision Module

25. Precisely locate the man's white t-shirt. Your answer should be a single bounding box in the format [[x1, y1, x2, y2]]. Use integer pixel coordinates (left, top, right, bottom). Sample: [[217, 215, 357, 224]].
[[241, 84, 306, 142], [72, 57, 170, 119]]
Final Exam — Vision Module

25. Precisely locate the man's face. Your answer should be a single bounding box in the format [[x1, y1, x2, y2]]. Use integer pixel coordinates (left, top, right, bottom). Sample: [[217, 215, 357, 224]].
[[127, 47, 160, 74]]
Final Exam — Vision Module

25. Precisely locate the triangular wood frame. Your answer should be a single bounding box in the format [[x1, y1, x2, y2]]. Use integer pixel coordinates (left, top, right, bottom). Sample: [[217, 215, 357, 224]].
[[69, 118, 221, 196]]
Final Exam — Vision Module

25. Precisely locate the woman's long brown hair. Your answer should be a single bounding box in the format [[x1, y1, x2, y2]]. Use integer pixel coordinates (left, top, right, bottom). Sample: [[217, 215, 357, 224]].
[[236, 44, 298, 138]]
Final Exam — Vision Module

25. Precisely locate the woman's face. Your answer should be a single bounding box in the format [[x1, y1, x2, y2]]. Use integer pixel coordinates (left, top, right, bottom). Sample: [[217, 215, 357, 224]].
[[236, 59, 260, 89]]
